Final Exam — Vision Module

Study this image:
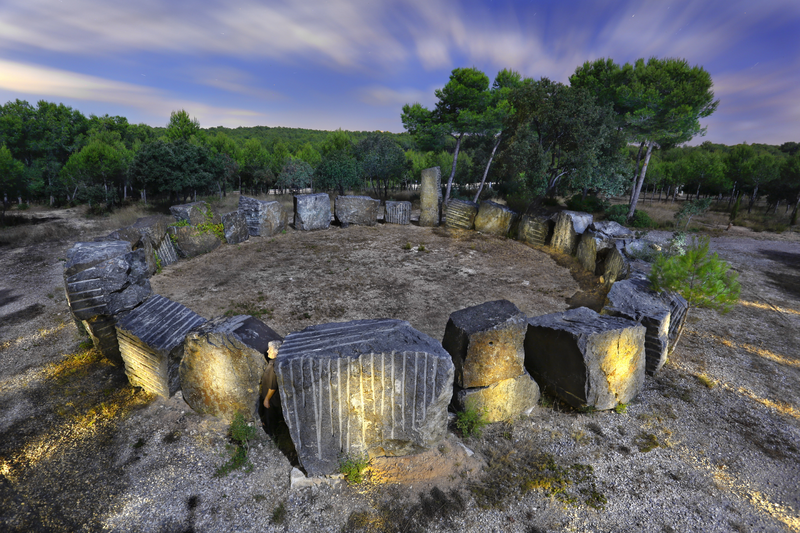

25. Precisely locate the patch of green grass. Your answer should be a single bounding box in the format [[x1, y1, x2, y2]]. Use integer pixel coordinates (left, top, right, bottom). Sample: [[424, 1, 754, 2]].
[[271, 501, 287, 524], [154, 251, 162, 274], [696, 374, 716, 389], [214, 412, 256, 478], [402, 242, 412, 250], [417, 244, 427, 252], [614, 403, 628, 414], [132, 437, 146, 449], [635, 432, 660, 453], [339, 453, 369, 484], [456, 404, 488, 438]]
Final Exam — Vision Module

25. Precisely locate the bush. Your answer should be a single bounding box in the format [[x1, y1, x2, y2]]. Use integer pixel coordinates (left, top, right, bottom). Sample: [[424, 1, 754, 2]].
[[566, 194, 609, 213], [339, 453, 369, 484], [456, 404, 488, 438], [214, 412, 257, 477], [605, 204, 655, 228]]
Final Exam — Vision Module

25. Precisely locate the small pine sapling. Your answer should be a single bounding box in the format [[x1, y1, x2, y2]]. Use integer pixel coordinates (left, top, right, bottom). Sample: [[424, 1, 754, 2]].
[[675, 198, 712, 230]]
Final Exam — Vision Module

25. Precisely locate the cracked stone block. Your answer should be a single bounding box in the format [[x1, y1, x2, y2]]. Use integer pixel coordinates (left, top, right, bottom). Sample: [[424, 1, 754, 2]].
[[551, 211, 593, 255], [181, 315, 282, 420], [590, 220, 633, 240], [453, 371, 540, 423], [575, 230, 598, 273], [525, 307, 646, 410], [335, 195, 380, 227], [170, 201, 215, 225], [221, 211, 250, 244], [275, 318, 454, 476], [116, 294, 207, 398], [419, 167, 442, 227], [384, 201, 411, 225], [445, 199, 478, 230], [238, 195, 287, 236], [442, 299, 528, 389], [598, 246, 629, 286], [517, 215, 552, 246], [294, 193, 331, 231], [82, 315, 123, 367], [168, 226, 222, 258], [474, 201, 516, 237]]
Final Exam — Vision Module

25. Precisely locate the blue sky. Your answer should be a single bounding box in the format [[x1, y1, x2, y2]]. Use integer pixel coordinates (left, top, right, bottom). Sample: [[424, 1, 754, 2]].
[[0, 0, 797, 145]]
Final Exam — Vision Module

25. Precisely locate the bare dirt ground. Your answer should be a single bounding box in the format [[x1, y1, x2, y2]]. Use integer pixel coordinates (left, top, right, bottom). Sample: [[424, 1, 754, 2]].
[[1, 204, 799, 532]]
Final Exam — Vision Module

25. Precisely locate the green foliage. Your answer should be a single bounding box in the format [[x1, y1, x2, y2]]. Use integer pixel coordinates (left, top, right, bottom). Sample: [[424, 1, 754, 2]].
[[635, 433, 660, 453], [566, 194, 610, 213], [271, 502, 287, 524], [650, 236, 740, 313], [605, 204, 655, 228], [356, 133, 407, 198], [339, 453, 369, 484], [730, 194, 742, 222], [614, 403, 628, 414], [154, 252, 162, 274], [315, 150, 360, 194], [165, 109, 201, 143], [456, 404, 488, 438], [675, 198, 712, 230], [214, 412, 256, 477], [277, 157, 314, 191]]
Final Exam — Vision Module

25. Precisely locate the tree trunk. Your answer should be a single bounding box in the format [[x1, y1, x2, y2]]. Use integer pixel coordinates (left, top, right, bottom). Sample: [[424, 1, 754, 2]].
[[629, 141, 646, 204], [627, 141, 654, 220], [472, 135, 502, 203], [444, 134, 464, 204], [727, 184, 737, 209], [747, 185, 758, 214]]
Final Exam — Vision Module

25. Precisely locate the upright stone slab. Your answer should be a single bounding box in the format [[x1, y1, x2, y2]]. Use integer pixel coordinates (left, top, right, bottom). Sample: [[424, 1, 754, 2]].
[[384, 201, 411, 225], [517, 215, 552, 246], [181, 315, 282, 420], [116, 295, 207, 398], [154, 234, 179, 268], [525, 307, 645, 410], [603, 277, 671, 375], [599, 246, 629, 286], [221, 211, 250, 244], [442, 300, 527, 389], [335, 195, 380, 227], [170, 201, 213, 225], [419, 166, 442, 227], [132, 215, 178, 270], [551, 211, 592, 255], [238, 195, 287, 236], [168, 226, 222, 258], [575, 230, 598, 273], [656, 286, 688, 354], [445, 199, 478, 230], [275, 319, 454, 477], [294, 193, 331, 231], [474, 201, 516, 237], [453, 372, 539, 423]]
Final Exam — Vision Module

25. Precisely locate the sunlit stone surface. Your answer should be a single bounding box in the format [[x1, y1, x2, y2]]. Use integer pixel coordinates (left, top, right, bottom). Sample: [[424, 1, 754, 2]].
[[445, 199, 478, 230], [167, 226, 222, 258], [294, 193, 331, 231], [551, 210, 593, 255], [453, 372, 539, 423], [575, 230, 598, 273], [599, 246, 629, 287], [474, 201, 516, 237], [384, 200, 411, 225], [517, 215, 552, 246], [419, 166, 442, 227]]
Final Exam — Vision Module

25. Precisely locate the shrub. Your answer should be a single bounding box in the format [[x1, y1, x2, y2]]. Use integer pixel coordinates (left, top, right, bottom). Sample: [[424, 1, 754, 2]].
[[214, 412, 257, 477], [605, 204, 656, 228], [566, 194, 609, 213], [456, 404, 488, 438], [339, 453, 369, 484]]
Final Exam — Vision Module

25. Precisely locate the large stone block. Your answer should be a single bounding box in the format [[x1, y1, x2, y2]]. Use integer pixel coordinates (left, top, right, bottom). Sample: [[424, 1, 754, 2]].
[[575, 230, 598, 273], [116, 294, 207, 398], [551, 211, 593, 255], [442, 299, 527, 389], [384, 201, 411, 225], [525, 307, 646, 410], [64, 241, 132, 278], [590, 220, 632, 240], [154, 234, 179, 268], [238, 196, 287, 236], [453, 372, 540, 423], [444, 199, 478, 230], [517, 215, 552, 247], [221, 211, 250, 244], [599, 246, 629, 286], [335, 195, 380, 227], [474, 201, 516, 237], [181, 316, 282, 420], [419, 166, 442, 227], [170, 201, 214, 225], [603, 277, 671, 375], [168, 226, 222, 258], [275, 319, 454, 477], [82, 315, 123, 366], [294, 193, 331, 231]]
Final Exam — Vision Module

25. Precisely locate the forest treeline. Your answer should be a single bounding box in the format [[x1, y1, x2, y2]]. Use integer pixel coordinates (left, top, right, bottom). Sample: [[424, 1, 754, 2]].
[[1, 56, 799, 224]]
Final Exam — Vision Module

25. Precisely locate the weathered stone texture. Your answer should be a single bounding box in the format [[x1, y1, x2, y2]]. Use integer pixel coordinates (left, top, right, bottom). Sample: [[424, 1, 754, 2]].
[[575, 231, 598, 273], [294, 193, 331, 231], [384, 201, 411, 225], [525, 307, 646, 410], [168, 226, 222, 258], [474, 201, 516, 237], [116, 294, 207, 398], [517, 215, 552, 247], [599, 246, 629, 286], [154, 235, 179, 268], [442, 299, 527, 389], [335, 195, 380, 227], [82, 315, 123, 366], [551, 211, 593, 255], [221, 211, 250, 244], [275, 319, 454, 476], [170, 201, 213, 225], [181, 315, 281, 420], [64, 241, 132, 278], [445, 199, 478, 230], [419, 167, 442, 227], [590, 220, 632, 240], [453, 372, 540, 423], [238, 196, 287, 236]]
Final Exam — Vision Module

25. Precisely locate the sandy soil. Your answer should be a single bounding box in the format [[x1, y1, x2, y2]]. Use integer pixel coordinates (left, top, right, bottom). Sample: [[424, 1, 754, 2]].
[[1, 206, 799, 532]]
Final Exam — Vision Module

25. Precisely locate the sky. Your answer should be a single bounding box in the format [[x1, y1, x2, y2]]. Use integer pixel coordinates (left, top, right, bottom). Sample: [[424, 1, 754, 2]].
[[0, 0, 798, 146]]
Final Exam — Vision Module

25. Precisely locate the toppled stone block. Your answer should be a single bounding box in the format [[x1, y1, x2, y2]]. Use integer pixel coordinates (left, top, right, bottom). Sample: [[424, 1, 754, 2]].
[[453, 372, 540, 423], [603, 277, 671, 375], [419, 167, 442, 227], [598, 247, 629, 286], [82, 315, 123, 367], [168, 226, 222, 258], [64, 241, 132, 278], [221, 211, 250, 244], [116, 294, 207, 398], [384, 201, 411, 225], [575, 230, 598, 273], [442, 299, 527, 389], [525, 307, 645, 410], [275, 318, 454, 477], [170, 201, 214, 225], [590, 220, 632, 239], [517, 215, 552, 246], [445, 199, 478, 230], [238, 196, 287, 236], [335, 195, 380, 227], [551, 211, 593, 255], [294, 193, 331, 231], [181, 315, 282, 420], [474, 201, 516, 237]]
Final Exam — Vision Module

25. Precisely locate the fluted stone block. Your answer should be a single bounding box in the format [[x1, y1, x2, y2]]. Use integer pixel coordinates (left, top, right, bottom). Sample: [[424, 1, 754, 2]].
[[599, 247, 629, 286], [419, 167, 442, 227], [170, 201, 214, 226], [517, 215, 552, 247], [474, 201, 516, 237], [384, 201, 411, 225], [453, 372, 540, 423], [551, 211, 592, 255], [238, 195, 287, 236], [657, 287, 688, 354], [442, 299, 527, 389], [575, 230, 598, 273], [168, 226, 222, 258], [445, 199, 478, 230], [525, 307, 645, 410], [221, 211, 250, 244], [335, 195, 380, 227], [154, 235, 179, 268], [603, 277, 671, 375], [116, 294, 207, 398], [275, 319, 454, 476], [181, 315, 282, 420], [294, 193, 331, 231]]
